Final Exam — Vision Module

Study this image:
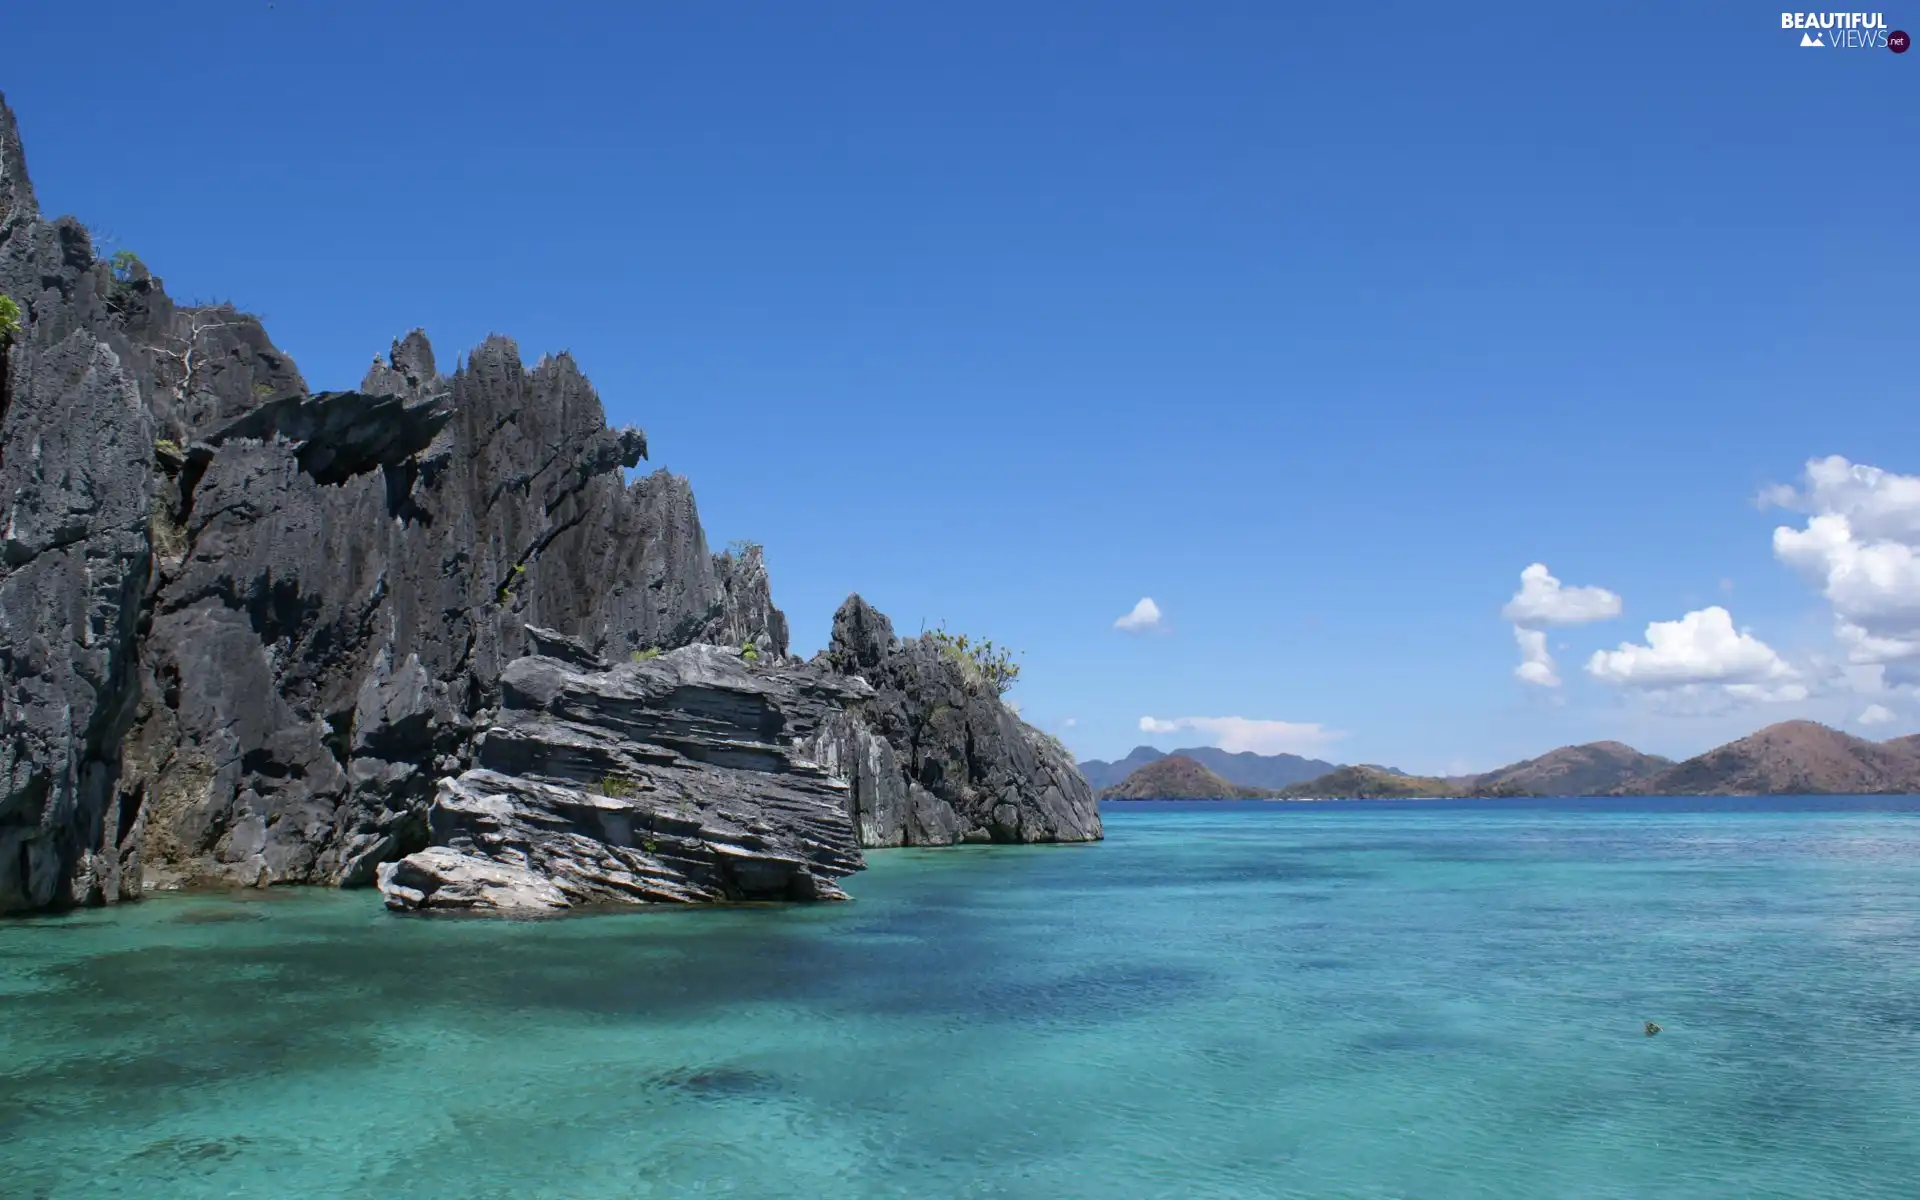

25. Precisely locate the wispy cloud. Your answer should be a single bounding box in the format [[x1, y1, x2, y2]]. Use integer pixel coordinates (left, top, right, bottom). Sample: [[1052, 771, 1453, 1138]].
[[1138, 715, 1342, 755]]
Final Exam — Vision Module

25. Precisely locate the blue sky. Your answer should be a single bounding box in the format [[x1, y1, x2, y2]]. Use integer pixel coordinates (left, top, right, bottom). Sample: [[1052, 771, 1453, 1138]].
[[5, 2, 1915, 772]]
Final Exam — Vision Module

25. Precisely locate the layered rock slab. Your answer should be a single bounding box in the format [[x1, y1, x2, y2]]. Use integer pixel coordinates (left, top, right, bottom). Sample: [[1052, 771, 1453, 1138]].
[[378, 641, 867, 912]]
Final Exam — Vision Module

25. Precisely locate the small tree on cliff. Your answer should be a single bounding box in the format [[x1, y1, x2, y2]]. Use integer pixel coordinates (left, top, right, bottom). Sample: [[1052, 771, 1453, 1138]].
[[156, 310, 240, 404]]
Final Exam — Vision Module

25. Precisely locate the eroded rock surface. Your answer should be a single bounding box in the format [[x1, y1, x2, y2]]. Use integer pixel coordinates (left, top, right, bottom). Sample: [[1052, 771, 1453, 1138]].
[[0, 105, 154, 909], [807, 596, 1101, 847], [0, 91, 1099, 915], [378, 644, 866, 912]]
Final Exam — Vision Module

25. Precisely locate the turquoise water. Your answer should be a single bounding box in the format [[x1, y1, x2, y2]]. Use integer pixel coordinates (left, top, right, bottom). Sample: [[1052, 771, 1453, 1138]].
[[6, 799, 1920, 1198]]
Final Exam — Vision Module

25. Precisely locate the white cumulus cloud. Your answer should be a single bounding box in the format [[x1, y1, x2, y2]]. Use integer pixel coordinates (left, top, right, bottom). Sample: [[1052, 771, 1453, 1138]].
[[1137, 715, 1342, 755], [1768, 457, 1920, 687], [1857, 703, 1897, 727], [1513, 627, 1559, 687], [1061, 717, 1077, 729], [1765, 455, 1920, 543], [1502, 563, 1623, 627], [1502, 563, 1621, 688], [1586, 606, 1798, 698], [1113, 597, 1163, 633]]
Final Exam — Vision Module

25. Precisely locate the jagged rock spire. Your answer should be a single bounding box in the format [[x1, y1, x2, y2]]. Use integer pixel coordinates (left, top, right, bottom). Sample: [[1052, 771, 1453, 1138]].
[[0, 91, 37, 238]]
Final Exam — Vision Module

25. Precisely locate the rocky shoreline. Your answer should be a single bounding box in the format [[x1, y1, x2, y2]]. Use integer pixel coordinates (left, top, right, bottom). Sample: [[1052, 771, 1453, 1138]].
[[0, 94, 1097, 916]]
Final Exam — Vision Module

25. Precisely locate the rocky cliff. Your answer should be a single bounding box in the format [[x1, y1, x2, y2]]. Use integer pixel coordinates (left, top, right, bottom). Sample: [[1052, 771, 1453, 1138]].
[[806, 596, 1100, 847], [0, 95, 1096, 915]]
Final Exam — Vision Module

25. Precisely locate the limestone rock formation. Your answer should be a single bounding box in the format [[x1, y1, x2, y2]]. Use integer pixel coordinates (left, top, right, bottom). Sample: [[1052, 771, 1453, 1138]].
[[1, 108, 155, 910], [806, 596, 1101, 847], [377, 642, 867, 912], [0, 92, 1100, 915]]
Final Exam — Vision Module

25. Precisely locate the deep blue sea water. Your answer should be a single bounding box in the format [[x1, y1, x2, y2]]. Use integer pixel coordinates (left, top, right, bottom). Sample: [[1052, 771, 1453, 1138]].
[[6, 798, 1920, 1198]]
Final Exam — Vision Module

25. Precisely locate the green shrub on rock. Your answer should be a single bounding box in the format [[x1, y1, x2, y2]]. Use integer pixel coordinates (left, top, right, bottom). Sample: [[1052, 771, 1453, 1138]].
[[927, 627, 1020, 695], [598, 775, 639, 799]]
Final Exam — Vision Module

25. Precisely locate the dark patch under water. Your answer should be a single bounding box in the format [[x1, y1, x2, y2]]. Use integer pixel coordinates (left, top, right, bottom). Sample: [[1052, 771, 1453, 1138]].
[[646, 1066, 784, 1099]]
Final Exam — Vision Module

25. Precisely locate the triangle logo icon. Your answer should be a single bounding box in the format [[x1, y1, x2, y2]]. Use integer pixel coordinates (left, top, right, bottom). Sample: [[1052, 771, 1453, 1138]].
[[1800, 31, 1824, 46]]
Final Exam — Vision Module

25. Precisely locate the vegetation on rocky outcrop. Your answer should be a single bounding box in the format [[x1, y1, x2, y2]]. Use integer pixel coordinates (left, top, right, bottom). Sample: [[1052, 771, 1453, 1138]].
[[1274, 766, 1461, 800], [924, 627, 1021, 695]]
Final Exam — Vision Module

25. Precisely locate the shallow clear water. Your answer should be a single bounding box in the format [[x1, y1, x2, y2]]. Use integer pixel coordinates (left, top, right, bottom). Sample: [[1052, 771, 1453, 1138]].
[[6, 799, 1920, 1198]]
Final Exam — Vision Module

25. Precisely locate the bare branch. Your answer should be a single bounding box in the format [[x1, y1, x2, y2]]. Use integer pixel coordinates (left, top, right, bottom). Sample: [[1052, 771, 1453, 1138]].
[[155, 313, 240, 405]]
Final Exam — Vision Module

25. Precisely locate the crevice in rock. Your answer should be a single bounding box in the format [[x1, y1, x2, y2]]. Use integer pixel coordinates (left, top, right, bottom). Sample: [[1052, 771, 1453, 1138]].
[[116, 783, 142, 847], [322, 712, 352, 769], [176, 446, 213, 524], [382, 459, 431, 525]]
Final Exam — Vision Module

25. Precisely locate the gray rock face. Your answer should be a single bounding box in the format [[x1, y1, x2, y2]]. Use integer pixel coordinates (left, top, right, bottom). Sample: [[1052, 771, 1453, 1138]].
[[378, 644, 865, 912], [122, 330, 802, 894], [0, 92, 794, 911], [807, 596, 1101, 847], [0, 109, 154, 910], [0, 92, 1099, 915]]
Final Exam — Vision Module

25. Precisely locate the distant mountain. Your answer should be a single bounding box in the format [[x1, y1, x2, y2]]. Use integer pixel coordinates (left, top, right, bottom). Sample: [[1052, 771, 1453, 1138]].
[[1276, 765, 1460, 799], [1471, 741, 1671, 797], [1621, 721, 1920, 796], [1078, 745, 1337, 793], [1076, 746, 1168, 793], [1088, 721, 1920, 803], [1099, 756, 1271, 800]]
